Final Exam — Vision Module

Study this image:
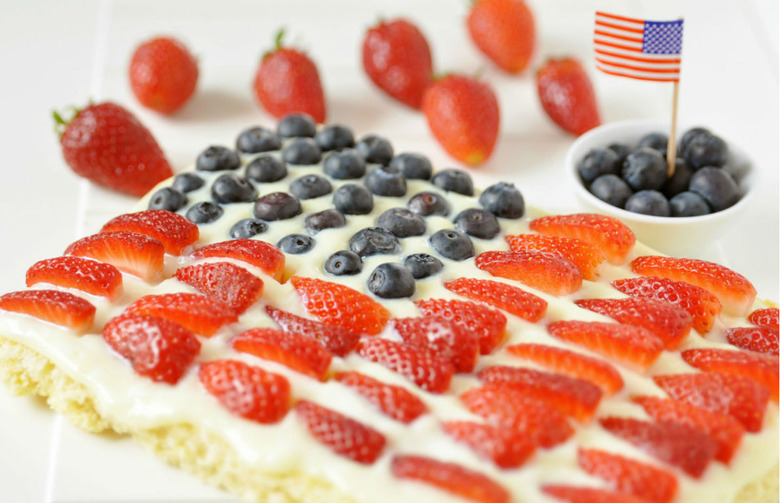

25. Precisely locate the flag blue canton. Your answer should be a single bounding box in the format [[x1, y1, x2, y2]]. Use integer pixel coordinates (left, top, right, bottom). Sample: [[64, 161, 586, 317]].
[[642, 20, 684, 55]]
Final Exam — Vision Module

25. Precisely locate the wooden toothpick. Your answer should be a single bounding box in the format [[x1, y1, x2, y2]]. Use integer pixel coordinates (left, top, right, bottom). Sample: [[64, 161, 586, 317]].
[[666, 79, 680, 177]]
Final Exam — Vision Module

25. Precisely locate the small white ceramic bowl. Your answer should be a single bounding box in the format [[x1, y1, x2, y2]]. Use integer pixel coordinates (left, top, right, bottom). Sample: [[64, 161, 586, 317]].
[[566, 119, 755, 256]]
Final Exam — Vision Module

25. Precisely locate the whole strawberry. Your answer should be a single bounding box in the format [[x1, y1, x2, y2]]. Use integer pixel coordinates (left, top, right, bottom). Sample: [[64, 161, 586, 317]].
[[253, 30, 326, 123], [362, 18, 433, 109], [55, 102, 173, 197], [422, 74, 499, 166], [467, 0, 535, 74], [537, 57, 601, 136], [129, 36, 199, 114]]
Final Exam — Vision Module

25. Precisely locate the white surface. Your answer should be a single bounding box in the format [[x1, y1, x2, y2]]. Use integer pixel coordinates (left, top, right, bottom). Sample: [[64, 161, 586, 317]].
[[0, 0, 776, 502]]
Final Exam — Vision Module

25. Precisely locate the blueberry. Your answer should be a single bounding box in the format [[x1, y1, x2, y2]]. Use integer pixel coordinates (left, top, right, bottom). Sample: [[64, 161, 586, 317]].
[[638, 132, 669, 156], [282, 138, 322, 165], [277, 234, 315, 254], [289, 174, 332, 200], [688, 166, 740, 211], [367, 263, 416, 299], [670, 191, 711, 217], [349, 227, 401, 257], [364, 165, 407, 197], [407, 191, 451, 217], [679, 127, 711, 156], [324, 250, 362, 276], [332, 184, 374, 215], [315, 124, 355, 151], [624, 190, 671, 216], [683, 133, 728, 169], [277, 113, 317, 138], [429, 229, 474, 261], [431, 169, 474, 196], [389, 153, 433, 180], [479, 182, 525, 218], [377, 208, 426, 237], [245, 155, 288, 183], [622, 147, 667, 191], [211, 174, 257, 204], [229, 218, 268, 239], [589, 174, 632, 208], [578, 148, 621, 184], [323, 149, 366, 179], [607, 143, 632, 164], [148, 187, 187, 212], [454, 209, 500, 239], [356, 134, 394, 165], [196, 146, 241, 172], [661, 159, 693, 198], [253, 192, 302, 221], [305, 209, 346, 234], [403, 253, 444, 279], [236, 126, 282, 153], [172, 173, 205, 193], [186, 201, 224, 224]]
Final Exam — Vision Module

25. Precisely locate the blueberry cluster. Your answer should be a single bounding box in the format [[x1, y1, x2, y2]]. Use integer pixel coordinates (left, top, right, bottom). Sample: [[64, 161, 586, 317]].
[[578, 127, 740, 217]]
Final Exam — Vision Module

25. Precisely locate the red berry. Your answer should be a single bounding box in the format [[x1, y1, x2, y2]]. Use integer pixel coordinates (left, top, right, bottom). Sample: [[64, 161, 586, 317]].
[[726, 326, 779, 356], [537, 57, 600, 135], [748, 307, 779, 329], [129, 37, 198, 114], [681, 348, 778, 402], [578, 448, 678, 503], [391, 316, 479, 373], [295, 400, 385, 464], [253, 31, 325, 123], [475, 250, 582, 295], [542, 485, 655, 503], [442, 421, 535, 468], [175, 262, 263, 315], [0, 289, 95, 334], [356, 338, 453, 393], [124, 292, 237, 337], [191, 239, 285, 282], [421, 75, 500, 166], [65, 231, 165, 284], [530, 213, 635, 265], [231, 327, 332, 380], [56, 102, 173, 196], [506, 233, 606, 281], [443, 277, 547, 322], [199, 359, 290, 423], [415, 298, 507, 354], [467, 0, 535, 74], [26, 256, 123, 301], [103, 313, 200, 384], [265, 305, 360, 357], [101, 210, 199, 255], [362, 18, 433, 109], [334, 371, 428, 423]]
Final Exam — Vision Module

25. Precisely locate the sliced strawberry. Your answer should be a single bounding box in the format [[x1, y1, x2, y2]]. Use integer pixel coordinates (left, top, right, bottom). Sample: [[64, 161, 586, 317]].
[[415, 298, 506, 354], [599, 416, 717, 477], [547, 320, 663, 371], [175, 262, 263, 315], [391, 455, 510, 503], [478, 365, 602, 421], [653, 372, 770, 432], [442, 421, 535, 469], [748, 307, 779, 329], [26, 256, 123, 301], [232, 328, 332, 380], [506, 233, 606, 280], [101, 209, 199, 255], [65, 231, 165, 283], [460, 383, 574, 448], [443, 277, 547, 322], [630, 256, 757, 317], [529, 213, 636, 265], [726, 326, 779, 356], [612, 276, 722, 334], [506, 343, 624, 395], [634, 396, 745, 464], [266, 306, 360, 357], [334, 371, 428, 423], [578, 448, 678, 503], [475, 250, 582, 296], [356, 338, 453, 393], [391, 317, 479, 372], [103, 313, 200, 384], [681, 348, 778, 402], [124, 292, 237, 337], [295, 399, 385, 464], [199, 359, 290, 423], [191, 239, 285, 282], [0, 290, 95, 333], [542, 485, 654, 503], [291, 276, 391, 335], [575, 297, 692, 350]]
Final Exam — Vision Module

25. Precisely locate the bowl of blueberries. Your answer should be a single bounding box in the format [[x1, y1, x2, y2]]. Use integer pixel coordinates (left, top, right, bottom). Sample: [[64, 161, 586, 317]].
[[566, 119, 754, 255]]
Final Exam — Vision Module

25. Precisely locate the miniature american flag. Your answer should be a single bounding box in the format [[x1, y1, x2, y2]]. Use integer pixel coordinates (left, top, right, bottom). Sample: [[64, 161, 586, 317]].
[[594, 11, 683, 82]]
